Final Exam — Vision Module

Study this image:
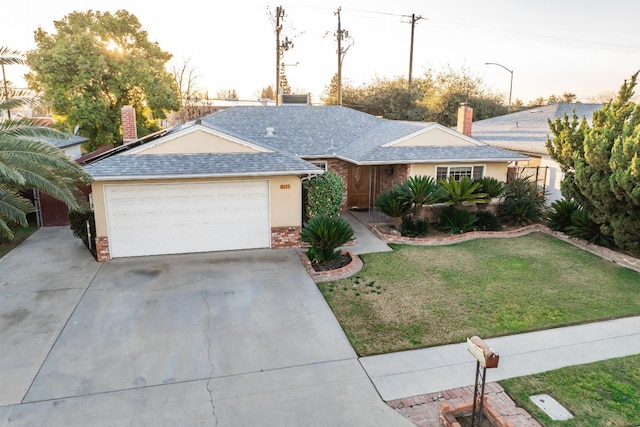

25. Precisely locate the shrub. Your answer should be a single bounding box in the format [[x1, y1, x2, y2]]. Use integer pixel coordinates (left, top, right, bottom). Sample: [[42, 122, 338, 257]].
[[438, 207, 477, 234], [305, 171, 344, 220], [68, 209, 97, 258], [439, 177, 488, 206], [301, 215, 354, 263], [375, 188, 412, 220], [503, 175, 546, 207], [400, 215, 430, 237], [475, 211, 503, 231], [499, 198, 543, 225], [397, 175, 447, 215], [546, 198, 581, 232], [499, 176, 546, 225], [475, 177, 505, 199], [566, 210, 615, 247]]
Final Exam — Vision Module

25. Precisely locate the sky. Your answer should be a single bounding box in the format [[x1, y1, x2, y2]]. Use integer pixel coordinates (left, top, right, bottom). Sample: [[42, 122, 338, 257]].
[[2, 0, 639, 105]]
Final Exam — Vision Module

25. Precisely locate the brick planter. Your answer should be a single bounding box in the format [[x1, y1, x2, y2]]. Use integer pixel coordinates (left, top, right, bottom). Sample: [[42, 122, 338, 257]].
[[299, 250, 363, 282]]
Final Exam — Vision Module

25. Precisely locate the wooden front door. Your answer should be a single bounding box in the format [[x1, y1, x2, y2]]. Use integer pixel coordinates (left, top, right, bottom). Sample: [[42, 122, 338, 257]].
[[347, 165, 379, 208]]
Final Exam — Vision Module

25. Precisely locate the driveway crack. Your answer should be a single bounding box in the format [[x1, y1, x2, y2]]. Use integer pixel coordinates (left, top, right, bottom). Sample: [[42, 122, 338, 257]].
[[202, 287, 218, 426]]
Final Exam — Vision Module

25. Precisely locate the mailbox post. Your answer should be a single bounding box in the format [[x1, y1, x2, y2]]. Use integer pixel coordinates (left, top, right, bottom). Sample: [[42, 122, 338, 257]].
[[467, 336, 499, 427]]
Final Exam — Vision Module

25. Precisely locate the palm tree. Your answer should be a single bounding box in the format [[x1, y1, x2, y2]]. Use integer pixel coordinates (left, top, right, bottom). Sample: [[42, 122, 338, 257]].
[[0, 108, 92, 239], [1, 46, 29, 119]]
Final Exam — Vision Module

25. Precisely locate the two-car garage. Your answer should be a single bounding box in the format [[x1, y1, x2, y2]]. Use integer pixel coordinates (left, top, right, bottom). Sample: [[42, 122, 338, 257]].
[[103, 181, 271, 258]]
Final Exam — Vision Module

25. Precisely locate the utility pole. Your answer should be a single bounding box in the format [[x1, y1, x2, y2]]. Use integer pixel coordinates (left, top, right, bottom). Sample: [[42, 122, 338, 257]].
[[274, 6, 284, 106], [273, 6, 293, 106], [334, 7, 351, 106], [407, 13, 424, 89]]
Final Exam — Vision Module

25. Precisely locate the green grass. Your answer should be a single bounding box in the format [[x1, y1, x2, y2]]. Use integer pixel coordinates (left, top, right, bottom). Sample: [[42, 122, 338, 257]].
[[317, 232, 640, 356], [500, 355, 640, 426], [0, 224, 38, 259]]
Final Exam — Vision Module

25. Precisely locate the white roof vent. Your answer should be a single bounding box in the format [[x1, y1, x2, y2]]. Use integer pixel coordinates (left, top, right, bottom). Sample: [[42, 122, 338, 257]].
[[266, 127, 275, 137]]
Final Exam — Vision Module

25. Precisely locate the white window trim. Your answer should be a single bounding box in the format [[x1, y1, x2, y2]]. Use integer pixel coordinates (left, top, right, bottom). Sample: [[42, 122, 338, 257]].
[[436, 165, 486, 181], [309, 160, 328, 171]]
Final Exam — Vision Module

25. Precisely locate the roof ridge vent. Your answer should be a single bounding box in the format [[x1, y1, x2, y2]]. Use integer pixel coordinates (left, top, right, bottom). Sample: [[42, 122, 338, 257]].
[[266, 127, 275, 137]]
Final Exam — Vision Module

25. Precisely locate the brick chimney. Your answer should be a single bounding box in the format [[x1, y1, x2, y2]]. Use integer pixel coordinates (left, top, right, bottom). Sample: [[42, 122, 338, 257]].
[[121, 105, 138, 143], [456, 103, 473, 137]]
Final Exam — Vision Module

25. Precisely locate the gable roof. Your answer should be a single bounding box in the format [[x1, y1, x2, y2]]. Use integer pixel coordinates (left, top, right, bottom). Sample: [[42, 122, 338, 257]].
[[85, 105, 528, 180], [84, 152, 319, 180], [199, 105, 528, 164], [40, 133, 88, 150], [472, 103, 604, 155]]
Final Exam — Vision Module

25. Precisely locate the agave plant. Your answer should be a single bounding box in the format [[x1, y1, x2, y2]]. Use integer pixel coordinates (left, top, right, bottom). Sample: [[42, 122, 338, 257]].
[[301, 215, 354, 263], [439, 177, 488, 206]]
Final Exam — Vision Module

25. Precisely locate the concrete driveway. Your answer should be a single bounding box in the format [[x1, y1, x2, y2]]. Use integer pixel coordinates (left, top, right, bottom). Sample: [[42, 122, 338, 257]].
[[0, 227, 412, 426]]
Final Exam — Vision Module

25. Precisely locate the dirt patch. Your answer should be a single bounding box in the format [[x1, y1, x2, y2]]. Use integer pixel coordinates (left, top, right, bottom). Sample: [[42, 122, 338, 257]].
[[309, 252, 352, 272]]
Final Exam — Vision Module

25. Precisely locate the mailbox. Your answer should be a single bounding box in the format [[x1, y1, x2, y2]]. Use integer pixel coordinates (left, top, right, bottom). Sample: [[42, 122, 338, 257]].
[[467, 336, 499, 368]]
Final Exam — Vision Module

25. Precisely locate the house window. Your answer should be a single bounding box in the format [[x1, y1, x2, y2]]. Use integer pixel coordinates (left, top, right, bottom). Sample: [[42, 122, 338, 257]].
[[310, 161, 327, 171], [436, 165, 484, 181]]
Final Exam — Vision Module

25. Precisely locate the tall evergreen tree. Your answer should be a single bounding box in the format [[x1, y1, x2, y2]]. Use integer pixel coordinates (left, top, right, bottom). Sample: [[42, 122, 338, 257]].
[[546, 72, 640, 255]]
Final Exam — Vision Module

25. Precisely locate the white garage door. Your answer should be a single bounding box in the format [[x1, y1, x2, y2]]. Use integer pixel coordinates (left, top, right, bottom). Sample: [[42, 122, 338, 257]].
[[105, 181, 270, 258]]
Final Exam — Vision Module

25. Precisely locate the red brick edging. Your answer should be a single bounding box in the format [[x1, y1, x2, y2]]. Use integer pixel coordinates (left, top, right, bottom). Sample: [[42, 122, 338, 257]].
[[387, 383, 541, 427], [369, 223, 640, 273], [299, 250, 363, 282]]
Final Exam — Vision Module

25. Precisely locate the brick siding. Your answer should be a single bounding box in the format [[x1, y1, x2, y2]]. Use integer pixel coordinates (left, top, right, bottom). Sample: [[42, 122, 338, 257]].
[[325, 158, 350, 209], [271, 226, 301, 248], [95, 236, 110, 262]]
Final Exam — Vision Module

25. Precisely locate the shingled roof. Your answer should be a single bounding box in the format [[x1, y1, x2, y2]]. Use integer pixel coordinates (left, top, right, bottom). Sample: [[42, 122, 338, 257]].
[[86, 105, 527, 179], [472, 103, 604, 155], [200, 105, 527, 163]]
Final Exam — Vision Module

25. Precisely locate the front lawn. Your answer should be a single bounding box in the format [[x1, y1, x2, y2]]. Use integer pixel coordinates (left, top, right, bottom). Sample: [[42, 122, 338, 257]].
[[500, 354, 640, 426], [318, 232, 640, 356]]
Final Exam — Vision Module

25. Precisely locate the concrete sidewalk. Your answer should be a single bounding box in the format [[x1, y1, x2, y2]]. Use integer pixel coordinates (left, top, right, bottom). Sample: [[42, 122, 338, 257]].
[[340, 209, 393, 255], [360, 316, 640, 401]]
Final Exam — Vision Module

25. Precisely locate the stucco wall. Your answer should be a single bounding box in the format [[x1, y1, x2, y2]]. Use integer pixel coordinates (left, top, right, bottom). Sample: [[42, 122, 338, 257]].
[[91, 175, 301, 237], [133, 130, 258, 154], [393, 127, 476, 147]]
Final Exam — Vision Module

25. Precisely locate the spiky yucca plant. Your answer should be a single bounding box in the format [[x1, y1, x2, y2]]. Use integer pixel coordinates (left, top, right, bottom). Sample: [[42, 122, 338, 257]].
[[438, 207, 477, 234], [301, 215, 354, 263], [475, 176, 505, 199], [439, 177, 489, 206], [375, 188, 412, 221], [397, 175, 447, 215], [546, 198, 582, 231]]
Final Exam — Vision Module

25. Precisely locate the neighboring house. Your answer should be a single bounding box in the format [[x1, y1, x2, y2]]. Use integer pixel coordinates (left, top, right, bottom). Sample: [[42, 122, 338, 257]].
[[471, 103, 604, 203], [84, 105, 528, 261], [36, 133, 89, 226]]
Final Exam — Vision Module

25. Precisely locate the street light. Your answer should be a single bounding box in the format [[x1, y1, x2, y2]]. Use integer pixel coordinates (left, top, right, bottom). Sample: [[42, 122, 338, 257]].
[[485, 62, 513, 113]]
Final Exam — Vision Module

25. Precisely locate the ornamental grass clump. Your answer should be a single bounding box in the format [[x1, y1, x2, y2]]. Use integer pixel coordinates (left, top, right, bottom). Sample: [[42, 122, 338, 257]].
[[301, 215, 354, 264]]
